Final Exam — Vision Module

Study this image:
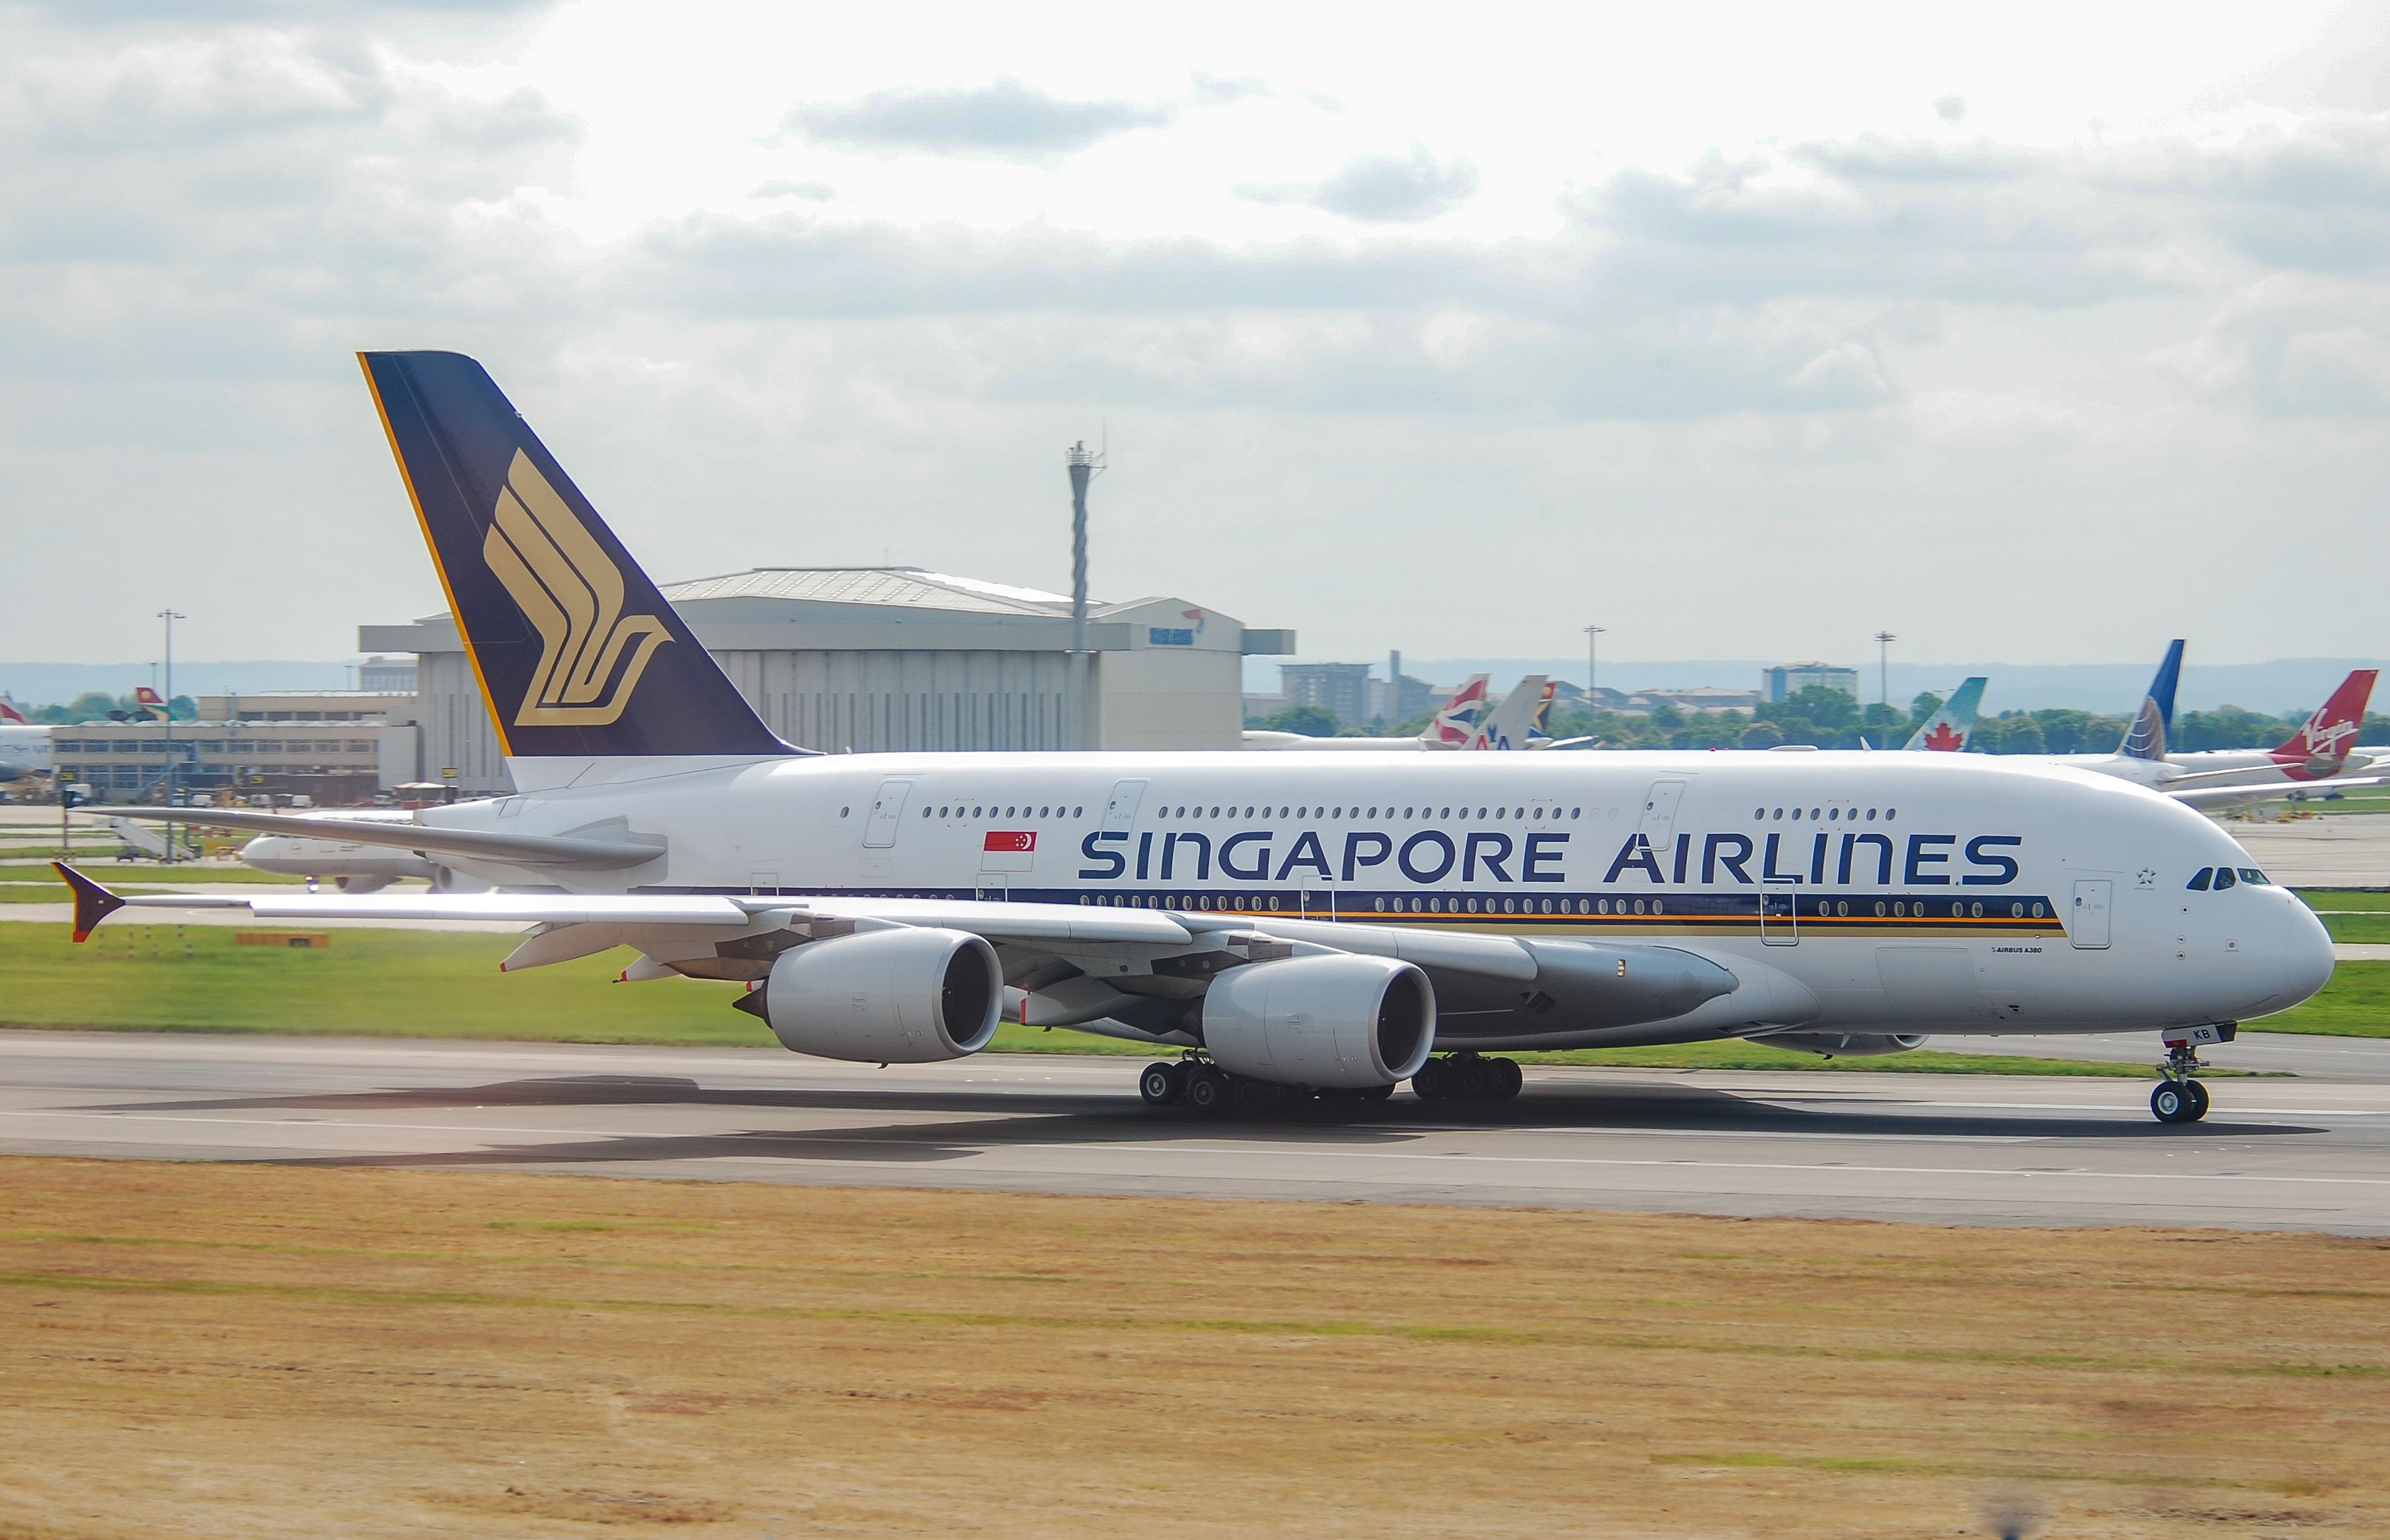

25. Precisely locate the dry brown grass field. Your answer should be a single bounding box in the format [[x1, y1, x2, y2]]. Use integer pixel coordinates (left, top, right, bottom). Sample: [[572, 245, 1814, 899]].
[[0, 1159, 2383, 1539]]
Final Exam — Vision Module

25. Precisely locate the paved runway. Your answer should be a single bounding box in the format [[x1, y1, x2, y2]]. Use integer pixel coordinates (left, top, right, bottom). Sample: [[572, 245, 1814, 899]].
[[4, 1032, 2387, 1234]]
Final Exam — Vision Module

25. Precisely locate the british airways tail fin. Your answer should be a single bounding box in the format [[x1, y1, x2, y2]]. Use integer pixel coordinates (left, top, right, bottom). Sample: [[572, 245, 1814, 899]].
[[358, 352, 794, 762], [1420, 674, 1490, 747], [2272, 668, 2378, 780], [2116, 639, 2184, 762], [1904, 676, 1985, 752]]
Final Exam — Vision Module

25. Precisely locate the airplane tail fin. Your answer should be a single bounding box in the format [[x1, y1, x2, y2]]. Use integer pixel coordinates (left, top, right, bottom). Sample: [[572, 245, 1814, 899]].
[[0, 696, 25, 725], [1469, 675, 1549, 750], [1422, 674, 1490, 747], [1903, 676, 1986, 752], [131, 686, 169, 722], [357, 352, 794, 762], [2117, 639, 2184, 762], [1525, 680, 1560, 744], [2272, 668, 2378, 780]]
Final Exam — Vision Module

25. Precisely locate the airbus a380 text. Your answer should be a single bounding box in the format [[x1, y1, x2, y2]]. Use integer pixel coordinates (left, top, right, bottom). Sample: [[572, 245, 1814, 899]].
[[72, 351, 2335, 1126]]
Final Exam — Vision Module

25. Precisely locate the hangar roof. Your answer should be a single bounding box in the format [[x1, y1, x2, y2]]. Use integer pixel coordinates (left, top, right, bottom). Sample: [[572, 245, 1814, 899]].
[[661, 567, 1089, 617]]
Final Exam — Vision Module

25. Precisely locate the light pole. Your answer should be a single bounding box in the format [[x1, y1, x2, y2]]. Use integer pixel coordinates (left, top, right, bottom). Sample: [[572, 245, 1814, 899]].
[[1064, 441, 1105, 752], [1582, 625, 1606, 712], [1873, 630, 1896, 714], [158, 610, 186, 860]]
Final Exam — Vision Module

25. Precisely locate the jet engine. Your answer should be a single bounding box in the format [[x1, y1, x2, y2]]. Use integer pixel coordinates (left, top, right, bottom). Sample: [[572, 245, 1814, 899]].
[[749, 928, 1001, 1063], [1201, 954, 1435, 1088], [1763, 1032, 1926, 1058]]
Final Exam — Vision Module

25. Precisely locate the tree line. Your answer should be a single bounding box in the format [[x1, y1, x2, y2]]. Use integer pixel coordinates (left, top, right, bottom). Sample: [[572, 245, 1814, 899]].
[[1255, 688, 2390, 754]]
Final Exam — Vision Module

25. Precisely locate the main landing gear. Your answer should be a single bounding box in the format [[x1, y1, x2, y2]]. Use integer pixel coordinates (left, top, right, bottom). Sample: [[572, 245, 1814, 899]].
[[2150, 1027, 2231, 1124], [1137, 1056, 1397, 1116], [1410, 1052, 1524, 1104]]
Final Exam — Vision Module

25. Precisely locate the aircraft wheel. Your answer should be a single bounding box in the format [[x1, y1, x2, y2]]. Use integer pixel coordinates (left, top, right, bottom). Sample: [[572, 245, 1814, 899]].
[[1494, 1058, 1524, 1100], [1460, 1057, 1501, 1100], [1231, 1077, 1288, 1116], [2150, 1081, 2196, 1124], [1183, 1066, 1229, 1114], [2186, 1079, 2211, 1121], [1412, 1059, 1450, 1101], [1138, 1062, 1183, 1107]]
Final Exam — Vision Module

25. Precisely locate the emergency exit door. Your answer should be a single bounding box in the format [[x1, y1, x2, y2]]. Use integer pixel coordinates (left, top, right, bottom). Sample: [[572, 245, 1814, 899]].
[[863, 778, 912, 847], [2071, 879, 2112, 949]]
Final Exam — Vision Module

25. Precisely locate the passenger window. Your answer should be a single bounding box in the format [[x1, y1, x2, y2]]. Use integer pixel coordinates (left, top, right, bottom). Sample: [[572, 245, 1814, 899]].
[[2213, 868, 2238, 890], [2186, 868, 2212, 890], [2239, 868, 2268, 885]]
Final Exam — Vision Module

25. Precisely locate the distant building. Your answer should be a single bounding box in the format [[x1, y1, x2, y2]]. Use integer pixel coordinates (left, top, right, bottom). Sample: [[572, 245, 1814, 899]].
[[1279, 663, 1374, 727], [358, 655, 416, 693], [1763, 662, 1860, 703], [366, 567, 1293, 795]]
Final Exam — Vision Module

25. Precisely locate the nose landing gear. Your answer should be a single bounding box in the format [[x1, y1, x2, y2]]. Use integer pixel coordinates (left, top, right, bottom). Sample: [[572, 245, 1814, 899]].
[[2151, 1025, 2232, 1124]]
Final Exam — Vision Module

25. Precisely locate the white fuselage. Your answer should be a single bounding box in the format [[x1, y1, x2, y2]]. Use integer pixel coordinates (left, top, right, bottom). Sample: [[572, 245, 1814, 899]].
[[421, 749, 2331, 1045], [2055, 748, 2381, 792], [0, 725, 52, 780]]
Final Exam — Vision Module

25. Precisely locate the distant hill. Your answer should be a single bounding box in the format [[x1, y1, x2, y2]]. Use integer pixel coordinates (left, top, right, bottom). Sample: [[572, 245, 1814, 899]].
[[1245, 657, 2390, 717]]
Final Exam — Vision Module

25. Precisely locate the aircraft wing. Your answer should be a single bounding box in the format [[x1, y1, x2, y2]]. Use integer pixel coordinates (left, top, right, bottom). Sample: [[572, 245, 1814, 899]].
[[2168, 774, 2390, 811], [54, 864, 1725, 1019], [85, 805, 662, 870]]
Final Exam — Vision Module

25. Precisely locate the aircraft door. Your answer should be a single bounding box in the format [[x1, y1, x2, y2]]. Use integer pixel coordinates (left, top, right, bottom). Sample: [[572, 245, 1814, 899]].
[[863, 778, 912, 848], [1103, 779, 1148, 833], [1760, 881, 1799, 946], [1639, 778, 1689, 848], [2071, 879, 2112, 950]]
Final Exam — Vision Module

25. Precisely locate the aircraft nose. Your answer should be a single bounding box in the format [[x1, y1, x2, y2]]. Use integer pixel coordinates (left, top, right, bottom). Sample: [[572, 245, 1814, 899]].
[[2279, 897, 2336, 1008]]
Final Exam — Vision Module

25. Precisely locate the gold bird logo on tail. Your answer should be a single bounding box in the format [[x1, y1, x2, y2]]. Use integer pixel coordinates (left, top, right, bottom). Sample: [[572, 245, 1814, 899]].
[[482, 451, 673, 726]]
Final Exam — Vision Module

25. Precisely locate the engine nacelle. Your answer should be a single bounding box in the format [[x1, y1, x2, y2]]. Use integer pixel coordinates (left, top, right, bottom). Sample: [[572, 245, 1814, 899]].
[[1763, 1031, 1926, 1058], [1201, 954, 1435, 1088], [759, 928, 1001, 1063]]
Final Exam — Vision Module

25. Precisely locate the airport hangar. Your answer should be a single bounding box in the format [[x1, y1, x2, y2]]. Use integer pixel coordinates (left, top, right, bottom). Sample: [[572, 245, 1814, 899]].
[[363, 567, 1295, 796]]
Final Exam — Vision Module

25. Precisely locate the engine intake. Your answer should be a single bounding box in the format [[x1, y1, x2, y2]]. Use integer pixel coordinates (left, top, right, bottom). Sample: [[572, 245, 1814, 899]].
[[1201, 954, 1435, 1088], [755, 928, 1001, 1063]]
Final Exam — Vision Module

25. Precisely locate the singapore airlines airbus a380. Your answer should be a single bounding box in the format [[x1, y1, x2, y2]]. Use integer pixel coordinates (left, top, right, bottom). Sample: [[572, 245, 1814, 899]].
[[64, 352, 2335, 1124]]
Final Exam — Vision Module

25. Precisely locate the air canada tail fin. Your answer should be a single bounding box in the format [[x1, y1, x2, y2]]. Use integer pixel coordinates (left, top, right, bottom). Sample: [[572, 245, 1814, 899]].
[[2117, 638, 2184, 762], [1904, 676, 1986, 752], [2272, 668, 2378, 780], [358, 352, 793, 761]]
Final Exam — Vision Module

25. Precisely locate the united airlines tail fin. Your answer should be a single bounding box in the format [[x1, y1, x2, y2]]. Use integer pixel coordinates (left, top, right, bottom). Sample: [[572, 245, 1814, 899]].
[[2272, 668, 2378, 780], [1420, 674, 1490, 747], [358, 352, 794, 762], [2116, 639, 2184, 762], [1469, 675, 1549, 750], [1904, 677, 1985, 752]]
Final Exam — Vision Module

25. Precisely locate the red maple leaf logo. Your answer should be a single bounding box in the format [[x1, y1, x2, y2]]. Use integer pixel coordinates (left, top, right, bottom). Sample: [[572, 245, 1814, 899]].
[[1923, 721, 1964, 751]]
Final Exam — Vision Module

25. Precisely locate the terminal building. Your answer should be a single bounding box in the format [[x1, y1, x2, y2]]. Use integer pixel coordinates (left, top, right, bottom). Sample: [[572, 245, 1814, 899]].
[[49, 691, 417, 804], [363, 567, 1293, 796], [1763, 661, 1861, 703]]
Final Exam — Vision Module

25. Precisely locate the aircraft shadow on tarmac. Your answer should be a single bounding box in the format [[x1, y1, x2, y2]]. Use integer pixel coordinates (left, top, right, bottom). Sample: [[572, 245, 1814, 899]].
[[94, 1074, 2323, 1172]]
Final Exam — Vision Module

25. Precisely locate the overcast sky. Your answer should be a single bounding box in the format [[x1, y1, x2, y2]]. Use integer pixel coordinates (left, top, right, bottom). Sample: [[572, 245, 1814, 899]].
[[3, 0, 2387, 670]]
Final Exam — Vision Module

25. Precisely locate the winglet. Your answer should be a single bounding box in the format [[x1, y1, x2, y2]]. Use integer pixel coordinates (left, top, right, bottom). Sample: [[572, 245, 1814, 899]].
[[53, 862, 124, 943]]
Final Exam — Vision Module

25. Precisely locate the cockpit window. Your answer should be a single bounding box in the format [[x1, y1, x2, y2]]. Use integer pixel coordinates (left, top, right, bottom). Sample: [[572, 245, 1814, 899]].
[[2186, 867, 2213, 890], [2239, 868, 2269, 885], [2213, 867, 2238, 890]]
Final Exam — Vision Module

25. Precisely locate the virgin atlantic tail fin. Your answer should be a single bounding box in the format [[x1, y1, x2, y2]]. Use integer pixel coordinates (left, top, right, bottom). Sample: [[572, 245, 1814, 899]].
[[2272, 669, 2378, 780], [357, 352, 795, 762]]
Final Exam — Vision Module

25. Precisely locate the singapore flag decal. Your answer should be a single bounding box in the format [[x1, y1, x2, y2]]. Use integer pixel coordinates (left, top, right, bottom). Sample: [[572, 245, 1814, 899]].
[[981, 829, 1038, 874]]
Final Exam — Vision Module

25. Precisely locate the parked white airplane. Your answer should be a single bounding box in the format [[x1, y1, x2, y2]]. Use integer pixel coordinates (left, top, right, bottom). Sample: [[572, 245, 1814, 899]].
[[0, 724, 49, 782], [1244, 675, 1490, 751], [236, 810, 485, 893], [67, 351, 2335, 1125]]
